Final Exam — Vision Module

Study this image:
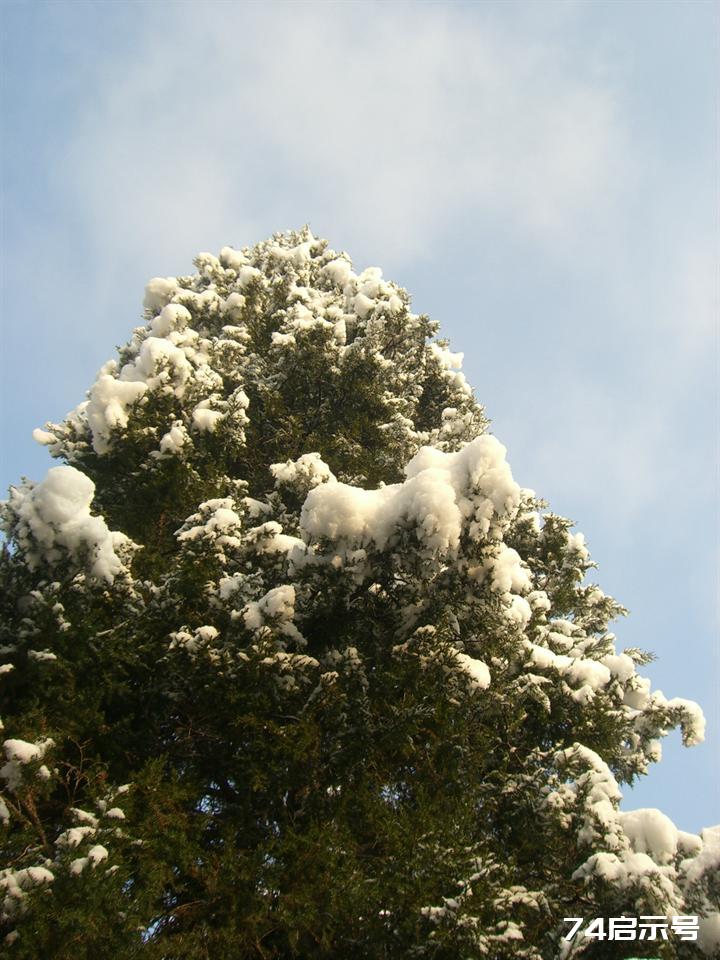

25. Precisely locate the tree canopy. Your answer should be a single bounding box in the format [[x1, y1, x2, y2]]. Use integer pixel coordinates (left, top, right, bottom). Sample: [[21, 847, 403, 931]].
[[1, 229, 717, 958]]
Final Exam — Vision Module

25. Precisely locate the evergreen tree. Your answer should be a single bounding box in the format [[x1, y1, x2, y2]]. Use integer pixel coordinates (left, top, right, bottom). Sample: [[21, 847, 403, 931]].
[[1, 229, 717, 958]]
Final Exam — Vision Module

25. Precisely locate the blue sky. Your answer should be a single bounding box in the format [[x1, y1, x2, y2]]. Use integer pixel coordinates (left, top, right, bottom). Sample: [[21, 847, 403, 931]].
[[1, 0, 718, 832]]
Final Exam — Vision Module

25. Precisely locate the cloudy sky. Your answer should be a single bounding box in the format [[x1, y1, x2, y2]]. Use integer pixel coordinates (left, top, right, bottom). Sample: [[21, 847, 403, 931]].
[[1, 0, 718, 832]]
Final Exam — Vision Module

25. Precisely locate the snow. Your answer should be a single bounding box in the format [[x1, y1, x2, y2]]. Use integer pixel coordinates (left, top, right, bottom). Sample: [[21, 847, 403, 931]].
[[572, 849, 665, 884], [169, 625, 220, 656], [0, 865, 54, 931], [699, 913, 720, 954], [353, 292, 375, 319], [472, 545, 531, 595], [150, 303, 191, 337], [523, 639, 632, 701], [268, 240, 313, 266], [85, 373, 147, 454], [454, 653, 491, 690], [243, 585, 296, 632], [32, 428, 56, 445], [565, 530, 589, 562], [301, 435, 522, 561], [525, 643, 572, 674], [618, 808, 681, 864], [244, 522, 306, 562], [78, 318, 225, 454], [2, 466, 132, 581], [56, 826, 96, 848], [623, 675, 651, 710], [87, 844, 109, 865], [527, 590, 552, 612], [428, 342, 472, 396], [429, 342, 464, 372], [27, 650, 57, 663], [192, 401, 225, 433], [158, 421, 190, 455], [176, 499, 244, 556], [195, 251, 221, 275], [174, 287, 223, 313], [322, 257, 353, 286], [143, 276, 178, 311], [19, 867, 54, 887], [420, 905, 448, 923], [3, 738, 53, 765], [271, 331, 296, 347], [125, 336, 194, 395], [600, 652, 636, 682], [301, 482, 394, 547], [564, 658, 611, 692], [505, 594, 532, 625], [69, 857, 89, 876], [222, 291, 246, 317], [71, 808, 99, 827], [682, 825, 720, 886], [354, 267, 381, 299], [219, 246, 249, 271], [550, 743, 623, 847], [289, 315, 334, 336], [237, 265, 263, 288], [665, 696, 706, 745], [677, 830, 703, 857], [271, 453, 335, 490]]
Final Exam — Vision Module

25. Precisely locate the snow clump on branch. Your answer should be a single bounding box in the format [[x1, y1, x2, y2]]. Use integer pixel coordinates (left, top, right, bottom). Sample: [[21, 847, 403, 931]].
[[0, 466, 135, 582]]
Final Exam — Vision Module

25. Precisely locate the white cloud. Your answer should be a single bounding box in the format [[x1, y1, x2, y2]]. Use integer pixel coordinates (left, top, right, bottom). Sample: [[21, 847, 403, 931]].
[[60, 2, 628, 267], [668, 237, 719, 349]]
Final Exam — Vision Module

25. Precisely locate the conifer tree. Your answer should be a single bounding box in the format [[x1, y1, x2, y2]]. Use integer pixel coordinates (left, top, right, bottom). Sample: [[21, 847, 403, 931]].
[[1, 229, 717, 958]]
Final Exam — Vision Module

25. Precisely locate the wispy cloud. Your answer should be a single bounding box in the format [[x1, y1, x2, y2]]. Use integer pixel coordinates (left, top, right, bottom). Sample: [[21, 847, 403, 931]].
[[60, 2, 629, 267]]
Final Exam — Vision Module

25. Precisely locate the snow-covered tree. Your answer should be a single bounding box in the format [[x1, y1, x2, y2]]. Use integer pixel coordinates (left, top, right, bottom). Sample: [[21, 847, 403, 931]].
[[1, 229, 717, 958]]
